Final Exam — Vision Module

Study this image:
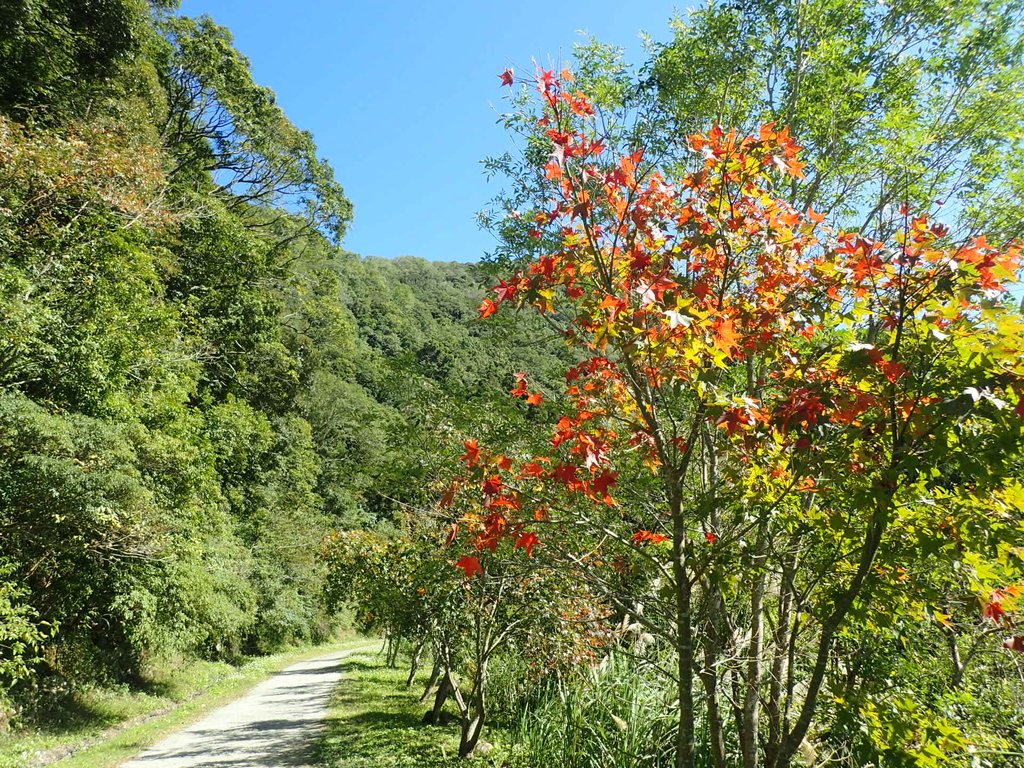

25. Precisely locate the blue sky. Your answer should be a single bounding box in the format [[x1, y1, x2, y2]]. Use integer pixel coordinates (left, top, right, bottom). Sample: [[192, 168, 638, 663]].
[[180, 1, 684, 262]]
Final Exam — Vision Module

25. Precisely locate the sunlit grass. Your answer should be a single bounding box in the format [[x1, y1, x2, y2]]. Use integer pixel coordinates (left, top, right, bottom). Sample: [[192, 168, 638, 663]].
[[319, 654, 514, 768]]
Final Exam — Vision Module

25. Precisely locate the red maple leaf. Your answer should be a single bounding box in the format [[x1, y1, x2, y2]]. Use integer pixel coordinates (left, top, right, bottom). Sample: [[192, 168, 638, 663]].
[[704, 531, 719, 544], [553, 463, 580, 488], [520, 461, 549, 478], [461, 439, 480, 466], [499, 68, 514, 87], [515, 531, 541, 557], [552, 416, 575, 447], [591, 469, 617, 501], [525, 392, 544, 406], [494, 278, 521, 303], [984, 591, 1007, 624], [632, 530, 669, 545], [717, 407, 755, 436], [482, 475, 504, 497], [455, 555, 483, 578], [878, 358, 907, 384], [475, 512, 508, 552], [489, 495, 521, 510]]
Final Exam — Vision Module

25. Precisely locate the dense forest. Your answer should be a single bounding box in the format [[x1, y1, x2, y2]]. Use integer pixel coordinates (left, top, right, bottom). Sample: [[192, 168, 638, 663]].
[[3, 1, 1024, 768], [0, 0, 565, 703]]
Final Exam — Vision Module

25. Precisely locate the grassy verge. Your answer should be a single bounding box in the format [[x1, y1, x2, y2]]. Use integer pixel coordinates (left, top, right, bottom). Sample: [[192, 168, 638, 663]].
[[0, 636, 377, 768], [318, 654, 516, 768]]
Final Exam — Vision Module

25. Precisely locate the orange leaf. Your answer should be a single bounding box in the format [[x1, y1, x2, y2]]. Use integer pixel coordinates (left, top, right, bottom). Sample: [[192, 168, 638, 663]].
[[444, 522, 460, 548], [439, 483, 459, 508], [510, 374, 528, 397], [461, 440, 480, 466], [713, 317, 740, 353], [478, 298, 499, 319]]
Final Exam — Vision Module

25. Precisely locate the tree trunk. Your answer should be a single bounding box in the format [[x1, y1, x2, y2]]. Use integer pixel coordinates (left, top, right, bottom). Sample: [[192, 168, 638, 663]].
[[700, 426, 727, 768], [386, 634, 401, 667], [458, 699, 486, 758], [406, 639, 424, 688], [671, 491, 695, 768], [741, 523, 769, 768], [700, 630, 728, 768], [420, 659, 442, 702], [765, 556, 796, 767], [423, 675, 451, 725]]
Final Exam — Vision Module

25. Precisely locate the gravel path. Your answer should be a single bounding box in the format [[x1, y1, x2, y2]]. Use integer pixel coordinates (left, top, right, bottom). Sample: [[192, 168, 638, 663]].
[[120, 645, 376, 768]]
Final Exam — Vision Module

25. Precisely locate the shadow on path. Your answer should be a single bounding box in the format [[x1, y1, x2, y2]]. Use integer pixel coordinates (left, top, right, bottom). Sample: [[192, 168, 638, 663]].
[[121, 646, 376, 768]]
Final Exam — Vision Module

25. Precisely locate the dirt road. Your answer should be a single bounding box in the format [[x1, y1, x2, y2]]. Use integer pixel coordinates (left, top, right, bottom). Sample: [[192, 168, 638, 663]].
[[119, 645, 375, 768]]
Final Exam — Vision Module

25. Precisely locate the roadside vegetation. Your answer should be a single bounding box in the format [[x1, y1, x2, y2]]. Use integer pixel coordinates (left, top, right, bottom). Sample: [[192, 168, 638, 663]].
[[0, 637, 372, 768], [319, 652, 515, 768], [0, 0, 564, 755], [2, 1, 1024, 767]]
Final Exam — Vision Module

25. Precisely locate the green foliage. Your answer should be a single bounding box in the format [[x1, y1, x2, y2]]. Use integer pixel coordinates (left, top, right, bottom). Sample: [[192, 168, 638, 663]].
[[509, 654, 677, 768], [154, 14, 352, 242], [0, 561, 50, 691], [652, 0, 1024, 241], [0, 0, 570, 720], [0, 0, 152, 118]]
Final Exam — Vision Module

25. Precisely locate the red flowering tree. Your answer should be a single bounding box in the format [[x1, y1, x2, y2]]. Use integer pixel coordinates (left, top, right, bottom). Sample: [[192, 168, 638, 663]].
[[450, 68, 1024, 767]]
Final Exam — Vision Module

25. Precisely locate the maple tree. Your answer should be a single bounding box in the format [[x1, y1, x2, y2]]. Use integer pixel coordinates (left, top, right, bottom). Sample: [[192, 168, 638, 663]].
[[323, 519, 607, 759], [449, 67, 1024, 767]]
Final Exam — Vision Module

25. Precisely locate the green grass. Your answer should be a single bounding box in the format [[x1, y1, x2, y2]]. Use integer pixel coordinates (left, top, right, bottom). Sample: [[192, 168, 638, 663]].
[[0, 636, 376, 768], [319, 655, 515, 768]]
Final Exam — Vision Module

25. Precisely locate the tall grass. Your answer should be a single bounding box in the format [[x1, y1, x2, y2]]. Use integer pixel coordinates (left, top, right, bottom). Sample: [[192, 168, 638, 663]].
[[509, 652, 681, 768]]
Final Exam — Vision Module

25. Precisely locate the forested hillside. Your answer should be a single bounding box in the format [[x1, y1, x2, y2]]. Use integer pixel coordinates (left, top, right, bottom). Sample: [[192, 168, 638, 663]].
[[0, 0, 564, 700]]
